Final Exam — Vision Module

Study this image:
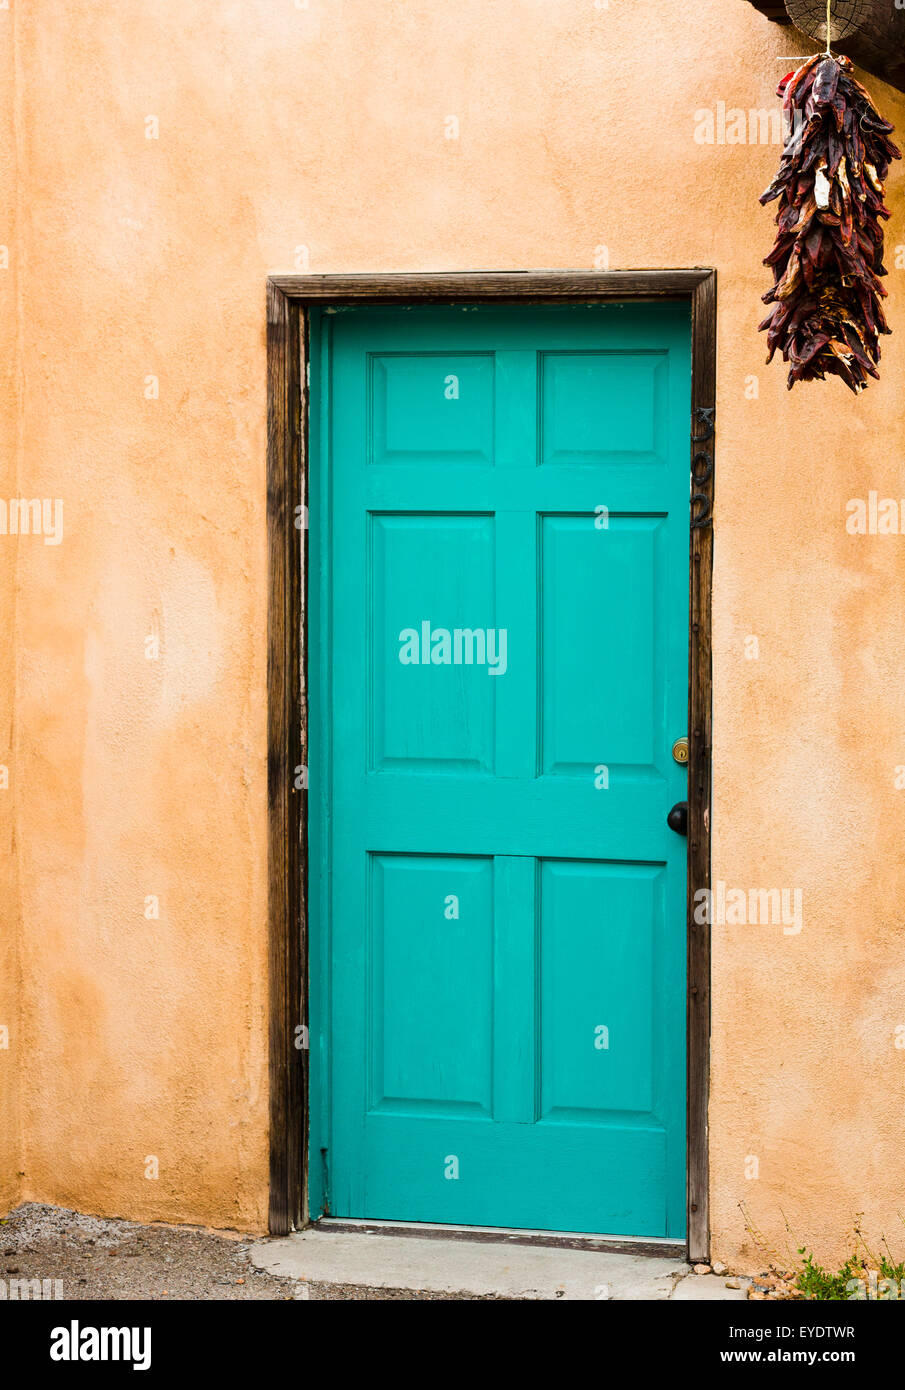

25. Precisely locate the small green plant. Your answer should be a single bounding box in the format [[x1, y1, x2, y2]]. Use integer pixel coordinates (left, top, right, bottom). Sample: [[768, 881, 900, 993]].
[[741, 1203, 905, 1301], [796, 1246, 905, 1301], [796, 1249, 863, 1301]]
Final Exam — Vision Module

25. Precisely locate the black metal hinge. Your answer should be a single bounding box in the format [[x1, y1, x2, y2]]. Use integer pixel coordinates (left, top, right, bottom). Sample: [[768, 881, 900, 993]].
[[691, 406, 716, 531]]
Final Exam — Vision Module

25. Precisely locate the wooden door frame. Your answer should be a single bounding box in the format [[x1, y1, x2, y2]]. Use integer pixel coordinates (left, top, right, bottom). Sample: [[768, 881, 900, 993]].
[[266, 270, 716, 1262]]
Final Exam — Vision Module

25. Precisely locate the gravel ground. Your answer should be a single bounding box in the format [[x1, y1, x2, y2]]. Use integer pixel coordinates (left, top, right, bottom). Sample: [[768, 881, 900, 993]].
[[0, 1203, 506, 1301]]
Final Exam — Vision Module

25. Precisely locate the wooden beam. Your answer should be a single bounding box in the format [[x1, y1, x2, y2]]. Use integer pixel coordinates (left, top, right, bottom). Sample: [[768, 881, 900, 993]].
[[841, 7, 905, 93], [746, 1, 788, 18], [741, 1, 905, 94]]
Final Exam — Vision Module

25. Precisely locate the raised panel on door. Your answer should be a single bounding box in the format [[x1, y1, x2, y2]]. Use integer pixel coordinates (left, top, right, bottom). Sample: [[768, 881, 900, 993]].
[[539, 349, 670, 463], [371, 352, 496, 466], [539, 513, 665, 779], [369, 513, 497, 774], [539, 858, 661, 1121], [368, 853, 494, 1117]]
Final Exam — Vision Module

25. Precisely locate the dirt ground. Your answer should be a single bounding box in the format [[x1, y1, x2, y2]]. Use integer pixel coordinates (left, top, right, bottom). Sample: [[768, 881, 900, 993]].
[[0, 1203, 505, 1301]]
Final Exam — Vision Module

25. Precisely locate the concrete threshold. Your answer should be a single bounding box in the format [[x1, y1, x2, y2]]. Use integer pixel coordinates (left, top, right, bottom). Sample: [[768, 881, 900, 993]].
[[249, 1226, 749, 1301]]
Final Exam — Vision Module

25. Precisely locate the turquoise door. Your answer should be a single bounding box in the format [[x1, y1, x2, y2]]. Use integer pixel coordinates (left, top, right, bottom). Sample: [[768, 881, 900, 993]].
[[309, 303, 691, 1238]]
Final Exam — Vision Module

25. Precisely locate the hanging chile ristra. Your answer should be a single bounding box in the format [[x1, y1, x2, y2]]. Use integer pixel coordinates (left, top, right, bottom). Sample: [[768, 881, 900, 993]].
[[759, 53, 901, 392]]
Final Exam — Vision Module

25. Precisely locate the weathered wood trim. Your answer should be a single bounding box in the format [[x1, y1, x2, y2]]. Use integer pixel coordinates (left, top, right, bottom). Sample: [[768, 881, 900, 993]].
[[267, 270, 716, 1255], [267, 282, 306, 1234], [687, 272, 717, 1265], [268, 270, 712, 303]]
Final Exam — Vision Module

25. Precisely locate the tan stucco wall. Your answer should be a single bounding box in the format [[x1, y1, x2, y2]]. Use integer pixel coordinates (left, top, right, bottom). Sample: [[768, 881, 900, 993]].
[[0, 0, 21, 1214], [3, 0, 904, 1266]]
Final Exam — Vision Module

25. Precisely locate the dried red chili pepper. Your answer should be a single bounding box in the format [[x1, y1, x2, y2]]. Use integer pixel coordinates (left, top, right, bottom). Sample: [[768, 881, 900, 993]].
[[760, 54, 901, 392]]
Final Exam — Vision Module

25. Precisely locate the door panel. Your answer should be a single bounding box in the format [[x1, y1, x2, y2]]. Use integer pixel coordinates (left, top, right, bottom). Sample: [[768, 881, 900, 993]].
[[539, 858, 660, 1118], [539, 513, 664, 774], [370, 513, 496, 772], [369, 852, 494, 1117], [312, 303, 691, 1238]]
